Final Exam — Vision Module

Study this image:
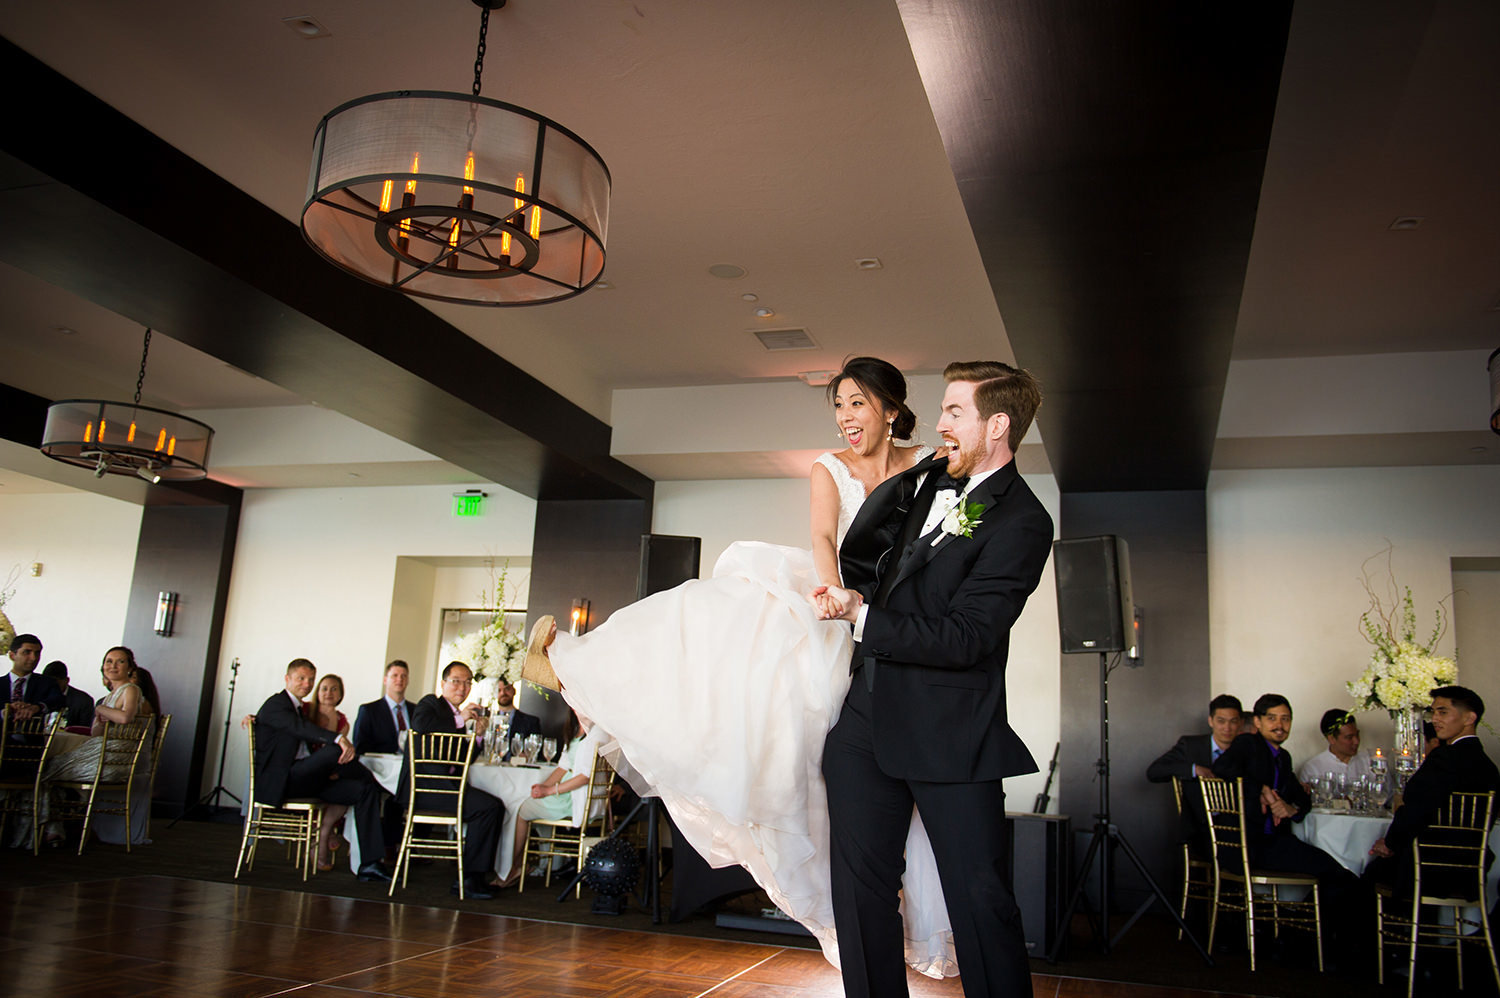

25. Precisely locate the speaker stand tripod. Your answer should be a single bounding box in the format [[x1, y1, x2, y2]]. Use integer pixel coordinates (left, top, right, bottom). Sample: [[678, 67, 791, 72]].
[[1045, 653, 1212, 965], [171, 657, 243, 826]]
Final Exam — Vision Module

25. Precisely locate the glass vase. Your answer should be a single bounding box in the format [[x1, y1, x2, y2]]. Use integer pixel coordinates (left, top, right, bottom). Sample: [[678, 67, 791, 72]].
[[1390, 706, 1425, 767]]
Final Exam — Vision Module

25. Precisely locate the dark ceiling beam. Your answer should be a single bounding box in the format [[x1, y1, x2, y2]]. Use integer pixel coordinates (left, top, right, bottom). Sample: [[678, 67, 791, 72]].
[[896, 1, 1292, 491], [0, 36, 651, 503]]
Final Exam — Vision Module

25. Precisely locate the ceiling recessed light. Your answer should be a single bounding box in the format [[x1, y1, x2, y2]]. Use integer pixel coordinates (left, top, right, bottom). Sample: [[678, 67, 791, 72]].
[[1470, 445, 1488, 454], [54, 326, 76, 336], [348, 471, 362, 477], [708, 263, 747, 279], [741, 293, 759, 302], [856, 257, 883, 270], [282, 15, 331, 39], [753, 307, 776, 318], [595, 280, 613, 290], [798, 370, 838, 387], [1388, 216, 1424, 231]]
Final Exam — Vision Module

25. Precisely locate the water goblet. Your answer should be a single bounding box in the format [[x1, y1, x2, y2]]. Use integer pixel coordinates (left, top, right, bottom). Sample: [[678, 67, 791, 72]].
[[510, 734, 524, 761], [524, 733, 541, 764], [542, 736, 559, 764]]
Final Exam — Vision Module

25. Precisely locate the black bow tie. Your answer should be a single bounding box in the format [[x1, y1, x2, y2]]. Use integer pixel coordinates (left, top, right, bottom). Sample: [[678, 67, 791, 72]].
[[933, 471, 969, 493]]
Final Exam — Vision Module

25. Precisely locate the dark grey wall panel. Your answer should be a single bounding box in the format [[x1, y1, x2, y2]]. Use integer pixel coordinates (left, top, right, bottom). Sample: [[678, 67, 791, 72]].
[[1057, 490, 1209, 910]]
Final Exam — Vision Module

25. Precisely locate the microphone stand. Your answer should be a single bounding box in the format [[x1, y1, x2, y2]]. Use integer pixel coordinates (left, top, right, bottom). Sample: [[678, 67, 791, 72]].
[[171, 657, 242, 825]]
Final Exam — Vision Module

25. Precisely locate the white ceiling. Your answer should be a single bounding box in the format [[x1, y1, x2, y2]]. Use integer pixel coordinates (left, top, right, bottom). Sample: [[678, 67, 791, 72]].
[[0, 0, 1496, 501]]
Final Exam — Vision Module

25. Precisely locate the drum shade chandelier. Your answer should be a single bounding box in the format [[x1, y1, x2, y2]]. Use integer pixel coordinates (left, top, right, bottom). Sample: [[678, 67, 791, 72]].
[[300, 0, 610, 306], [40, 327, 214, 483]]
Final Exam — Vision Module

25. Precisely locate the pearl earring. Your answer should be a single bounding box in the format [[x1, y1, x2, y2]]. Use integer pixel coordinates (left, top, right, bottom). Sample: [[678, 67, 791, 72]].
[[836, 429, 844, 439]]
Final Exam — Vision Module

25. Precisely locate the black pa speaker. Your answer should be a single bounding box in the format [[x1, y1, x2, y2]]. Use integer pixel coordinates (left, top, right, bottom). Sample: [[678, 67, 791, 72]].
[[637, 534, 702, 600], [1053, 535, 1135, 655]]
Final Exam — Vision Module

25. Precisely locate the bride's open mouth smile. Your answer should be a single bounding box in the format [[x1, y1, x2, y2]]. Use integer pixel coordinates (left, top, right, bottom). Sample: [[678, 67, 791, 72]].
[[843, 427, 863, 446]]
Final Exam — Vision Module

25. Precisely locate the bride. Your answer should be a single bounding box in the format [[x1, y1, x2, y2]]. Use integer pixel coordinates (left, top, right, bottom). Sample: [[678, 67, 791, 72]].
[[535, 357, 958, 977]]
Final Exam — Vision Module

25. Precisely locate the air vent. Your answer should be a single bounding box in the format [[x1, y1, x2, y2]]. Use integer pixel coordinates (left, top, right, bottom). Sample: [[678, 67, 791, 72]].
[[753, 328, 817, 351]]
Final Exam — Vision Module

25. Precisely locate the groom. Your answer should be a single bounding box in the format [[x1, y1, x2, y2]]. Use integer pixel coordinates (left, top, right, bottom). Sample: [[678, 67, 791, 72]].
[[818, 361, 1053, 998]]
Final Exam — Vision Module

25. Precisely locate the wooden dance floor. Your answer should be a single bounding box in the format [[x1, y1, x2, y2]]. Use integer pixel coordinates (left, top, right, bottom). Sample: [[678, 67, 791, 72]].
[[0, 875, 1255, 998]]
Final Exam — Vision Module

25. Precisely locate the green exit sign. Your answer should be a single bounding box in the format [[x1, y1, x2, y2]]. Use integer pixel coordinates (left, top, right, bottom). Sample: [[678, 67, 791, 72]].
[[452, 491, 486, 517]]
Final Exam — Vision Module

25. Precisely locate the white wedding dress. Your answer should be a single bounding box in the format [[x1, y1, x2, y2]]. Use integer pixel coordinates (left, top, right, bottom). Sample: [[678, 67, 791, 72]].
[[551, 447, 958, 977]]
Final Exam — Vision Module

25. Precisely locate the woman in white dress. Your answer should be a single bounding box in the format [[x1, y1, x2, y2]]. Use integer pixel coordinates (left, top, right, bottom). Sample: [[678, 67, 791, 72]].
[[536, 357, 959, 978]]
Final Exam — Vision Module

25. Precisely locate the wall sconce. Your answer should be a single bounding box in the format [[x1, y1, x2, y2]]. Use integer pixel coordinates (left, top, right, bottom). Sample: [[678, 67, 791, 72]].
[[569, 598, 591, 636], [154, 591, 179, 636]]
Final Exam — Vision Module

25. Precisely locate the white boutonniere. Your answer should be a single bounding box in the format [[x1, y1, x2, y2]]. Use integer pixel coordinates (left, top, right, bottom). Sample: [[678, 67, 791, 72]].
[[933, 497, 985, 545]]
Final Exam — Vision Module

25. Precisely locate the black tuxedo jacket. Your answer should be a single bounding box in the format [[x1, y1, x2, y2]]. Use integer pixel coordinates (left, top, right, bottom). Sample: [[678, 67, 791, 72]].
[[1212, 732, 1311, 843], [1385, 736, 1500, 856], [1148, 733, 1216, 784], [839, 454, 1053, 783], [1, 672, 65, 713], [353, 697, 411, 755], [254, 690, 340, 806]]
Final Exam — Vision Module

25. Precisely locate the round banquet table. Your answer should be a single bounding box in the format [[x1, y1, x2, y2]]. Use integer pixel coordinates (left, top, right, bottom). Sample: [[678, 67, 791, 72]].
[[467, 761, 549, 880], [345, 752, 406, 872], [1294, 808, 1500, 902]]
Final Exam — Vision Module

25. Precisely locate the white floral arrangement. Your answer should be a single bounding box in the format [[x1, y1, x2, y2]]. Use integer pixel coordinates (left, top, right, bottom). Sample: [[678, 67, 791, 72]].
[[1346, 548, 1457, 711], [440, 561, 528, 686]]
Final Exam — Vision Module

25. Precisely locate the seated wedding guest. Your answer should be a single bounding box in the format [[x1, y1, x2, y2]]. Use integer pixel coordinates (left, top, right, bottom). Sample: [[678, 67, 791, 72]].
[[409, 661, 505, 899], [304, 673, 351, 871], [1423, 720, 1440, 755], [499, 708, 594, 887], [353, 660, 412, 864], [41, 661, 94, 730], [3, 634, 64, 722], [1213, 694, 1358, 936], [253, 658, 389, 883], [353, 660, 412, 755], [1148, 694, 1242, 852], [40, 647, 157, 846], [493, 679, 540, 758], [1366, 686, 1500, 894], [1297, 709, 1374, 785]]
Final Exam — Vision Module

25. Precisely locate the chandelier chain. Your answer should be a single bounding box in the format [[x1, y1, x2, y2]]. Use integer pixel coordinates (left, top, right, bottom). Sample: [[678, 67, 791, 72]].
[[134, 328, 153, 407], [473, 6, 489, 98]]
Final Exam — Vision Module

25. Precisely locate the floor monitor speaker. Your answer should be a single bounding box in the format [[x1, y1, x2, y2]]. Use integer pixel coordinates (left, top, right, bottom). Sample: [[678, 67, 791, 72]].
[[1053, 535, 1134, 655]]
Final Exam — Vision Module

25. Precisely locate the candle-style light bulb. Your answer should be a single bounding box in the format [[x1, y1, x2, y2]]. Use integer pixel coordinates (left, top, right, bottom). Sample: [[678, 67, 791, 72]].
[[528, 204, 541, 241], [155, 428, 166, 451], [379, 179, 394, 214]]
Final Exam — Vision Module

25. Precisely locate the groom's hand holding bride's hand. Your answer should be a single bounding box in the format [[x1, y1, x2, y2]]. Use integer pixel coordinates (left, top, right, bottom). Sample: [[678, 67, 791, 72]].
[[810, 585, 863, 622]]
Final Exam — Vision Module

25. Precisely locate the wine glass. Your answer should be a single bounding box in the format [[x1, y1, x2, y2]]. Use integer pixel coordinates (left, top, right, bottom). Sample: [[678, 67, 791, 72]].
[[524, 733, 541, 764], [510, 734, 524, 762], [542, 736, 559, 764]]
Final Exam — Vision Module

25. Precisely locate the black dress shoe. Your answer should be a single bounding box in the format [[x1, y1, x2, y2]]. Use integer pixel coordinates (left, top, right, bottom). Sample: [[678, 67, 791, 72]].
[[357, 862, 393, 883], [452, 879, 495, 900]]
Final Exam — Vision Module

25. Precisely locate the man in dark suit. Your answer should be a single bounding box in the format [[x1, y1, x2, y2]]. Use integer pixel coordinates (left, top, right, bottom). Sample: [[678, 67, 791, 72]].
[[353, 659, 414, 860], [408, 661, 505, 900], [353, 659, 413, 755], [820, 361, 1053, 998], [1367, 685, 1500, 894], [1212, 693, 1356, 910], [492, 679, 540, 758], [1148, 694, 1244, 849], [3, 634, 65, 721], [253, 658, 390, 882], [41, 661, 95, 729]]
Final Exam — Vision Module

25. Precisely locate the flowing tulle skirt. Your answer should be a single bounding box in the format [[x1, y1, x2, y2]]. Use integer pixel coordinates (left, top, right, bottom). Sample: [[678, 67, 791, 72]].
[[551, 541, 957, 977]]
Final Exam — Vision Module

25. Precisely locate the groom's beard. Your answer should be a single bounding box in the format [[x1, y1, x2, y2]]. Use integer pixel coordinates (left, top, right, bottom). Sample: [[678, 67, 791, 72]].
[[943, 437, 984, 478]]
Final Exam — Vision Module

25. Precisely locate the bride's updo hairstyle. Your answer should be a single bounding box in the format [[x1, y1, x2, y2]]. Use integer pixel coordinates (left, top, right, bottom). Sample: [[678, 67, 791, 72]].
[[826, 356, 917, 440]]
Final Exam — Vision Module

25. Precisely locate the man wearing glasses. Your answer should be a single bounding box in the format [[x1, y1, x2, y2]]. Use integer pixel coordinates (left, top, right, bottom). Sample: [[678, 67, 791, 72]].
[[409, 660, 506, 899]]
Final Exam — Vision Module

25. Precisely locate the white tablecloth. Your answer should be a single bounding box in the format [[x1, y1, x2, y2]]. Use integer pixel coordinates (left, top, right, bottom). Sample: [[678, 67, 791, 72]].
[[346, 753, 406, 872], [1294, 809, 1500, 901], [468, 761, 548, 880]]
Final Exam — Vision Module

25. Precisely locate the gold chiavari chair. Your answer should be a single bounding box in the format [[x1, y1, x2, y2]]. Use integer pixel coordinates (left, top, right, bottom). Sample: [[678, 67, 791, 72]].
[[520, 749, 616, 897], [1375, 790, 1499, 997], [234, 718, 324, 880], [1200, 776, 1323, 971], [45, 716, 152, 854], [391, 730, 476, 898]]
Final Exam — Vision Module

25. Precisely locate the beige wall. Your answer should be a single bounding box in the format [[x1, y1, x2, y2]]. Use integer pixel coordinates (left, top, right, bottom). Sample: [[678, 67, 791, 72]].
[[0, 491, 142, 687], [1208, 465, 1500, 765]]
